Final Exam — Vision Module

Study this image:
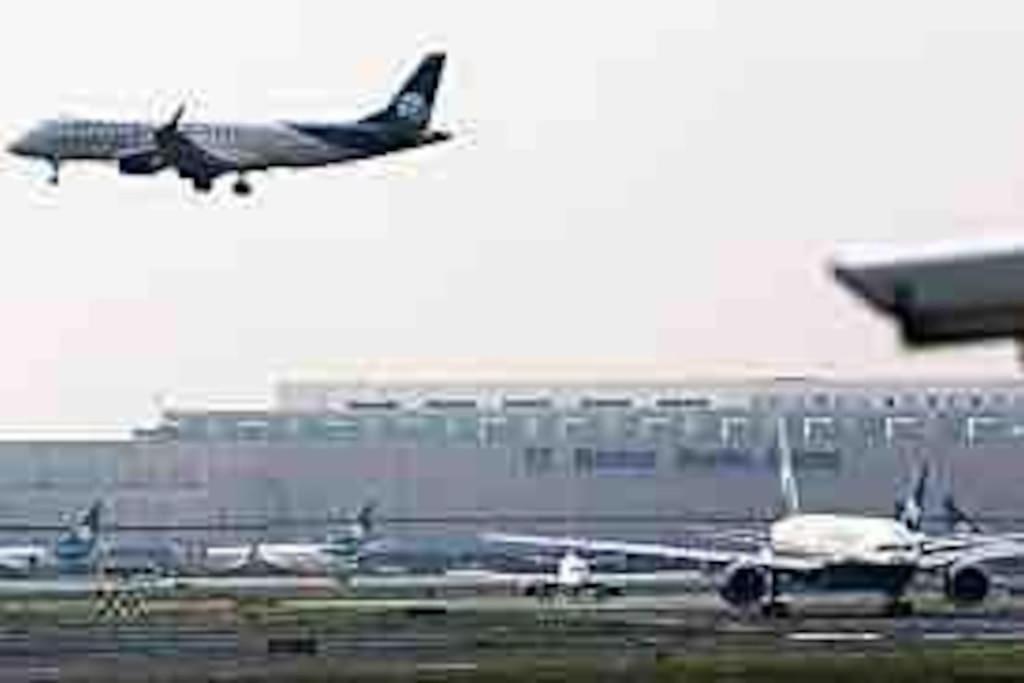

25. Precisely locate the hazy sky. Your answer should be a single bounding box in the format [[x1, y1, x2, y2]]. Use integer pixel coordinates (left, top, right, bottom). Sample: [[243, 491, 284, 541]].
[[3, 1, 1024, 430]]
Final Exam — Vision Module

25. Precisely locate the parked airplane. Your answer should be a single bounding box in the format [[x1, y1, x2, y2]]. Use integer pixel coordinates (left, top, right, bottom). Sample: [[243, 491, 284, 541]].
[[514, 549, 622, 599], [0, 501, 102, 576], [7, 53, 450, 195], [343, 555, 705, 600], [204, 502, 377, 576], [484, 420, 1024, 616]]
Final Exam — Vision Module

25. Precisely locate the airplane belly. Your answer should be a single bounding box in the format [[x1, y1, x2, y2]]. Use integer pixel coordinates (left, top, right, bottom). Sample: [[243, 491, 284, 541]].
[[277, 145, 345, 167], [248, 128, 340, 168], [782, 562, 917, 594]]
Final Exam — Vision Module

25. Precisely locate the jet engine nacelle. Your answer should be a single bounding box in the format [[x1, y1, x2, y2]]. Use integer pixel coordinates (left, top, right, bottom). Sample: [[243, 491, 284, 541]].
[[118, 151, 167, 175], [719, 562, 768, 607], [944, 563, 990, 605]]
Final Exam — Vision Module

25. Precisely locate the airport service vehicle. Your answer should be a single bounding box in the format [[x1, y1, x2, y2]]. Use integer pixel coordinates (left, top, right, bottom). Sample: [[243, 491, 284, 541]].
[[0, 501, 102, 576], [484, 420, 1024, 615], [204, 502, 376, 576], [7, 53, 450, 195]]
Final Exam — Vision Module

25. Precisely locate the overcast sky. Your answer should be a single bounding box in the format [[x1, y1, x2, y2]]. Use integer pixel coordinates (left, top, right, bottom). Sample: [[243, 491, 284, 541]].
[[3, 1, 1024, 431]]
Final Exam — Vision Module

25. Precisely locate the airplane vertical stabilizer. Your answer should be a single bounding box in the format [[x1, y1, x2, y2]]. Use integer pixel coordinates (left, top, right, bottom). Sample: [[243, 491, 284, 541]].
[[54, 501, 102, 572], [895, 463, 928, 531], [943, 494, 982, 533], [363, 53, 446, 129], [777, 418, 800, 516], [351, 501, 376, 541]]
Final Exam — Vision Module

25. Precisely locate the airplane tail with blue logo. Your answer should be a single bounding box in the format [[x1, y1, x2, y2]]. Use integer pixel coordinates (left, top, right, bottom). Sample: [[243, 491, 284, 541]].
[[363, 53, 446, 129], [326, 501, 377, 551], [79, 501, 102, 537], [351, 500, 376, 541], [54, 500, 102, 572]]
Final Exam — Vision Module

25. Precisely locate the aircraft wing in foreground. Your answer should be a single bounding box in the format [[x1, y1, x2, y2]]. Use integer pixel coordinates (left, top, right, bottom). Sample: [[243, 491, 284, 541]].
[[831, 237, 1024, 356]]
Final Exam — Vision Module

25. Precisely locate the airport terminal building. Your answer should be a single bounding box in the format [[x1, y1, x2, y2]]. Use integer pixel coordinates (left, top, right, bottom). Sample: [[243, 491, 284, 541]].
[[2, 378, 1024, 549]]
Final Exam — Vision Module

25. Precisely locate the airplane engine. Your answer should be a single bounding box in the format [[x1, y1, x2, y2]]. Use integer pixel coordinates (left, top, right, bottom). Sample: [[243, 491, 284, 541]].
[[118, 151, 167, 175], [719, 562, 768, 607], [944, 563, 990, 605]]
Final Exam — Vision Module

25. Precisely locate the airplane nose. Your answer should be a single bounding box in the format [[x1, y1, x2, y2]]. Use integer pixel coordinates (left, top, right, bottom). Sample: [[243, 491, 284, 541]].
[[6, 135, 30, 156]]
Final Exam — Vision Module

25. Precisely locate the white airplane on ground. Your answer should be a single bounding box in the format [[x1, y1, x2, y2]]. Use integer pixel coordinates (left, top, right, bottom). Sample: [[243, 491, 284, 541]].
[[7, 53, 450, 195], [342, 555, 704, 600], [484, 420, 1024, 616], [204, 502, 377, 577], [0, 501, 103, 577]]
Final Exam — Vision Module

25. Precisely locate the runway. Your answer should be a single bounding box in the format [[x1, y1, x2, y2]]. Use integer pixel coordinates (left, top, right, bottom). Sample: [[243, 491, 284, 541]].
[[0, 590, 1022, 679]]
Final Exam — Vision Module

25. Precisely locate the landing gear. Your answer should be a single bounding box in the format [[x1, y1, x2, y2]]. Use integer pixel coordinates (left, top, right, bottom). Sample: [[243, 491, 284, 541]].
[[760, 600, 791, 618], [760, 570, 791, 618], [884, 598, 914, 617], [232, 176, 253, 197], [192, 176, 213, 193], [48, 159, 60, 186]]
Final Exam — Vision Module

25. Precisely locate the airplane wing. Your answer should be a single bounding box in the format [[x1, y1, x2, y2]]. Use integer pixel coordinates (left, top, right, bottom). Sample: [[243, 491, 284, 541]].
[[116, 146, 167, 175], [349, 569, 709, 594], [481, 533, 822, 573], [917, 534, 1024, 571], [257, 544, 334, 576], [202, 545, 257, 574], [0, 546, 49, 576], [160, 130, 237, 179], [152, 109, 237, 184], [831, 237, 1024, 347]]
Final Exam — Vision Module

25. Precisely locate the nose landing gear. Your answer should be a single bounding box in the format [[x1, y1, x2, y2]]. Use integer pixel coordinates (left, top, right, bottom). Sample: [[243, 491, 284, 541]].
[[48, 159, 60, 186], [232, 176, 253, 197]]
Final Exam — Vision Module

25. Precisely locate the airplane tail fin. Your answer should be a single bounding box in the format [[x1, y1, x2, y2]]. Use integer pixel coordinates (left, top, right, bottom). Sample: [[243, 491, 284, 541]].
[[777, 417, 800, 516], [943, 493, 982, 533], [895, 462, 929, 531], [245, 541, 261, 566], [350, 501, 377, 541], [54, 500, 102, 567], [74, 500, 102, 541], [363, 53, 446, 129]]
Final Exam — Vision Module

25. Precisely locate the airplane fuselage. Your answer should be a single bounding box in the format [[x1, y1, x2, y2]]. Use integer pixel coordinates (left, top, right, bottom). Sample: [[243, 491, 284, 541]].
[[771, 514, 920, 563], [7, 53, 450, 194], [204, 541, 360, 576], [769, 513, 921, 594], [8, 118, 434, 171]]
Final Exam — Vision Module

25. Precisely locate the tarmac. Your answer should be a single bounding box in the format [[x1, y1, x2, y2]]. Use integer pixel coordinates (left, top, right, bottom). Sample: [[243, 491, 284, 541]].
[[0, 588, 1021, 679]]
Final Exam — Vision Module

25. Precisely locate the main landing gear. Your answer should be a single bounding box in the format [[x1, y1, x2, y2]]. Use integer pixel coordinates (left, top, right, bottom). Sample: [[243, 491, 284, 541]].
[[760, 569, 790, 617], [48, 158, 60, 186], [232, 176, 253, 197], [760, 600, 791, 618], [188, 173, 253, 196], [883, 597, 914, 617]]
